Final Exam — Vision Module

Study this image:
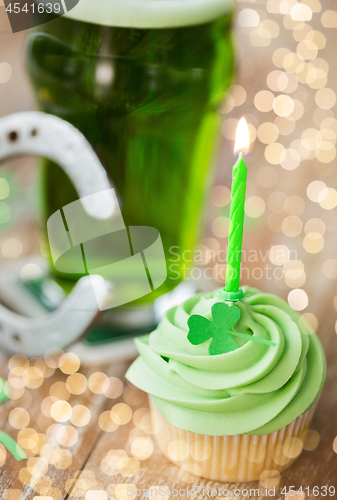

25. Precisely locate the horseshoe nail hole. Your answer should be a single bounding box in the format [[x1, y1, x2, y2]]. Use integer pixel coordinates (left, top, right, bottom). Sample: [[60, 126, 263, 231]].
[[31, 129, 38, 137], [12, 334, 22, 344], [8, 131, 18, 142]]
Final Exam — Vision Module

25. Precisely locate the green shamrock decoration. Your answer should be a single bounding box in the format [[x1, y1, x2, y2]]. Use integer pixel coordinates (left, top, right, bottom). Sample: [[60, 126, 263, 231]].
[[187, 302, 277, 356]]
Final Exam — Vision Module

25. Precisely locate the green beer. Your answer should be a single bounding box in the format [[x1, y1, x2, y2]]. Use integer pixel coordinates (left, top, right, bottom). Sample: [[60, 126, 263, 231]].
[[26, 0, 235, 309]]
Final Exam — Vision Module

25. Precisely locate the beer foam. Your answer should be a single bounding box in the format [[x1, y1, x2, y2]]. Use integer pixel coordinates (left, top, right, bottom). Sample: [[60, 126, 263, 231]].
[[65, 0, 234, 28]]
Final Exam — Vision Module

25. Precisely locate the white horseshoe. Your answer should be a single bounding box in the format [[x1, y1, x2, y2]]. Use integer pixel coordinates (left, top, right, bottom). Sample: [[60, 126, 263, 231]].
[[0, 111, 114, 357]]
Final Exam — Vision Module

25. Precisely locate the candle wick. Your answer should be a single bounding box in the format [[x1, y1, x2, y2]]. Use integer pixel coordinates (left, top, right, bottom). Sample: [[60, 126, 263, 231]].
[[234, 150, 246, 158]]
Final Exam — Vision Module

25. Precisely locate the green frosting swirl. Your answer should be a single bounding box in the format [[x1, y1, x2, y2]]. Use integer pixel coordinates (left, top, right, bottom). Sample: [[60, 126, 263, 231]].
[[126, 287, 326, 435]]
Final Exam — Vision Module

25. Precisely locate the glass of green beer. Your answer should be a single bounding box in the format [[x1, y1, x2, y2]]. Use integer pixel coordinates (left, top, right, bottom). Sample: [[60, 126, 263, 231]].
[[25, 0, 235, 328]]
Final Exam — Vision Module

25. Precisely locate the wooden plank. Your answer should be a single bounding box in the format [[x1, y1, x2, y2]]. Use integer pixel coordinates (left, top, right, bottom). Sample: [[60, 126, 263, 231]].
[[0, 357, 129, 499]]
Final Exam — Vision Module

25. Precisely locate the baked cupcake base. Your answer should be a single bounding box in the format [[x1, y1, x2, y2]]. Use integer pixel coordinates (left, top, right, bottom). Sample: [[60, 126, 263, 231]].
[[149, 397, 317, 483]]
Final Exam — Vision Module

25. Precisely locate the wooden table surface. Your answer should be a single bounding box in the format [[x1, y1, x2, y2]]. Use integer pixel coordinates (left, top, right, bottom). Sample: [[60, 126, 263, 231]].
[[0, 274, 336, 500], [1, 0, 337, 498]]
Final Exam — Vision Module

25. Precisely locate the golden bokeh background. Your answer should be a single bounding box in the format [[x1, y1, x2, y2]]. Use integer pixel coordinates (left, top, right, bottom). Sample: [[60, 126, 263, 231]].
[[203, 0, 337, 337], [0, 1, 337, 497]]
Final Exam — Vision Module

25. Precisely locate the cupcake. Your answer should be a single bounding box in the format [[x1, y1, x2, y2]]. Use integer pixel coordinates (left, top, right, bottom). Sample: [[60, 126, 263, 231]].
[[126, 286, 326, 482]]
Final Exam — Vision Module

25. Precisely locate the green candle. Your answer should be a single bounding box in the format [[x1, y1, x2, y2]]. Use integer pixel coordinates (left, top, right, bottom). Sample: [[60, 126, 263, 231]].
[[224, 118, 249, 300]]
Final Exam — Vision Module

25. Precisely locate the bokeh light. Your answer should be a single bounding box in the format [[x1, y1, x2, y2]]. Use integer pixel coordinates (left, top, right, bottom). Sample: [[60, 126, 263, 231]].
[[0, 62, 12, 83], [288, 289, 309, 310]]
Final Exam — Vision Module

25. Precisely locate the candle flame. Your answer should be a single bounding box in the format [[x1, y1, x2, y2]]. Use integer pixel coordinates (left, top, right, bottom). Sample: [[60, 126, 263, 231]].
[[234, 117, 250, 155]]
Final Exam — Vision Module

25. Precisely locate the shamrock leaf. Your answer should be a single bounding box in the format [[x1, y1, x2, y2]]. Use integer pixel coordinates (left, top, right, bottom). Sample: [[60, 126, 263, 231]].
[[187, 301, 277, 356], [187, 315, 218, 345], [212, 301, 241, 328], [187, 302, 241, 355], [209, 332, 239, 356]]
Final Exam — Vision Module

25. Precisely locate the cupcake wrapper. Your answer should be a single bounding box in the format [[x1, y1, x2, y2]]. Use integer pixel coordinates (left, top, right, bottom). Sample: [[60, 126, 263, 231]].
[[149, 397, 317, 482]]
